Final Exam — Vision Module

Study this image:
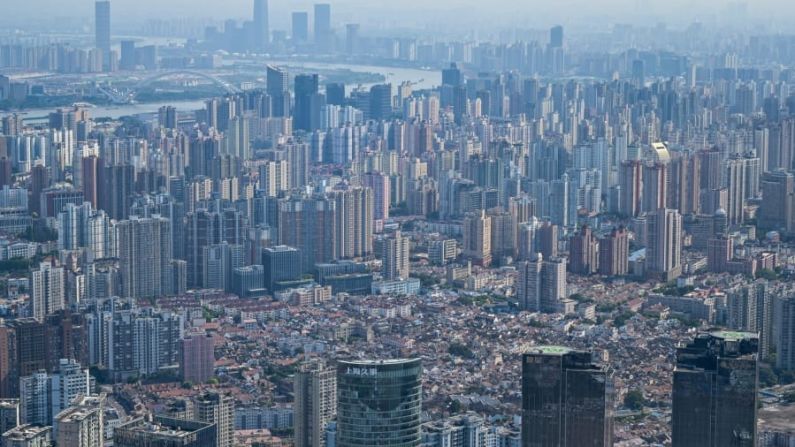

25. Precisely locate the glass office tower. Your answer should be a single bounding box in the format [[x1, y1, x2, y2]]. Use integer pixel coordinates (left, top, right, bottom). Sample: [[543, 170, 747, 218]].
[[337, 359, 422, 447], [522, 346, 614, 447], [672, 331, 758, 447]]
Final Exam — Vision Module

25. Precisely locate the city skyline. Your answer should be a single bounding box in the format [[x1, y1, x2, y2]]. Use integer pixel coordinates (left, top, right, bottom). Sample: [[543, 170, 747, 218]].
[[2, 0, 795, 445], [2, 0, 795, 30]]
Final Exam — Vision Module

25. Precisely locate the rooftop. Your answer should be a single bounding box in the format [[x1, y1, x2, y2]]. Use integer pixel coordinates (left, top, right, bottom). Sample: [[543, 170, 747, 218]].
[[338, 358, 419, 366], [710, 330, 758, 341], [55, 406, 100, 422], [0, 399, 18, 409], [2, 425, 51, 440], [525, 345, 574, 356]]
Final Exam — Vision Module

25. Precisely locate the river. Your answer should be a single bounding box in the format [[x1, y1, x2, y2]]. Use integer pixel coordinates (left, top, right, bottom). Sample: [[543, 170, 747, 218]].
[[16, 62, 441, 121], [262, 59, 441, 91]]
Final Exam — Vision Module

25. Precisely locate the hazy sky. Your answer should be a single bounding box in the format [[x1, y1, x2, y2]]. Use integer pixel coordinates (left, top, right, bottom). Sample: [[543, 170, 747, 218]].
[[3, 0, 794, 30]]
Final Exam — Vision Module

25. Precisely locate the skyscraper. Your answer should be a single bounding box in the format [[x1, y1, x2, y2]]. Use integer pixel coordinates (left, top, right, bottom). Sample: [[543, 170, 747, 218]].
[[517, 254, 566, 313], [333, 187, 374, 260], [363, 172, 390, 223], [116, 216, 173, 299], [535, 221, 559, 259], [262, 245, 303, 291], [131, 310, 183, 376], [233, 265, 265, 298], [98, 163, 135, 220], [547, 26, 565, 74], [724, 156, 760, 226], [440, 63, 463, 110], [294, 360, 336, 447], [0, 313, 89, 398], [253, 0, 270, 49], [522, 346, 613, 447], [345, 24, 360, 55], [326, 83, 346, 106], [278, 196, 336, 272], [569, 225, 599, 275], [776, 292, 795, 371], [550, 176, 569, 226], [441, 63, 463, 87], [158, 105, 177, 129], [671, 331, 758, 447], [119, 40, 135, 70], [618, 160, 643, 217], [379, 231, 409, 280], [631, 59, 645, 87], [84, 298, 182, 380], [267, 65, 290, 117], [258, 159, 289, 197], [285, 140, 311, 189], [699, 148, 723, 193], [549, 25, 564, 48], [488, 209, 517, 261], [223, 116, 250, 160], [313, 4, 332, 49], [369, 84, 393, 121], [0, 157, 11, 189], [180, 333, 215, 384], [19, 359, 90, 426], [645, 208, 682, 281], [94, 1, 111, 55], [294, 74, 323, 132], [202, 243, 243, 292], [337, 359, 422, 447], [668, 152, 701, 215], [462, 210, 492, 267], [758, 170, 794, 235], [641, 162, 668, 214], [57, 202, 96, 252], [726, 282, 774, 360], [185, 208, 246, 289], [194, 392, 233, 447], [292, 12, 309, 42], [517, 221, 538, 262], [706, 235, 733, 273], [54, 396, 104, 447], [81, 156, 99, 208], [598, 227, 629, 276], [30, 260, 65, 322]]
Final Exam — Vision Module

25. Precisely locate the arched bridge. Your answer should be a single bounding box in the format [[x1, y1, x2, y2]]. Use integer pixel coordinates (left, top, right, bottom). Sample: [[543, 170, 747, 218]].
[[97, 70, 241, 104]]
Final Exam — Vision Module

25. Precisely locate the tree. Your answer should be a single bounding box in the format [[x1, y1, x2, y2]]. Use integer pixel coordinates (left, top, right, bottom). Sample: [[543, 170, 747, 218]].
[[613, 311, 636, 327], [759, 365, 778, 387], [448, 342, 475, 359], [596, 302, 617, 313], [569, 293, 593, 303], [0, 258, 31, 274], [778, 370, 795, 385], [449, 399, 463, 413], [624, 390, 645, 410], [22, 225, 57, 243]]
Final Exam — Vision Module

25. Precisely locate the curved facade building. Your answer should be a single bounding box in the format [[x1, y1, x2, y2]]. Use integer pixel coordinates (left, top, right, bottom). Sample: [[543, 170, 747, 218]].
[[337, 358, 422, 447]]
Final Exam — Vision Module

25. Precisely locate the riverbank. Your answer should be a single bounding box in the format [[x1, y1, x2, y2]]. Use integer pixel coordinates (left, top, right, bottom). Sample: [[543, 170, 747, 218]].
[[7, 61, 441, 121]]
